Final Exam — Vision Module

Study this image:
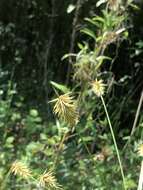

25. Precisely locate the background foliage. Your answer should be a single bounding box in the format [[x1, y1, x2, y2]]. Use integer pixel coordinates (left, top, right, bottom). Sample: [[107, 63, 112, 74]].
[[0, 0, 143, 189]]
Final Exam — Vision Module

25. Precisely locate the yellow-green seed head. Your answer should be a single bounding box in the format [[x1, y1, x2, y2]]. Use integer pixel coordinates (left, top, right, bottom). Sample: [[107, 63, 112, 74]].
[[10, 161, 32, 178], [138, 144, 143, 157], [52, 93, 79, 126], [92, 79, 105, 97], [39, 170, 62, 189]]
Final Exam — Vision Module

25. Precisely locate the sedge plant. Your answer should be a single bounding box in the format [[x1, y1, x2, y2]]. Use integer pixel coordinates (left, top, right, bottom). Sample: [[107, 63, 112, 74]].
[[92, 79, 126, 190]]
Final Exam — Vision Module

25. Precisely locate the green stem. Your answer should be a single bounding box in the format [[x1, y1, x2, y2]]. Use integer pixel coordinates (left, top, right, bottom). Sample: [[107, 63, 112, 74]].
[[101, 96, 126, 190], [52, 132, 67, 169], [124, 90, 143, 150], [137, 160, 143, 190], [53, 127, 95, 169]]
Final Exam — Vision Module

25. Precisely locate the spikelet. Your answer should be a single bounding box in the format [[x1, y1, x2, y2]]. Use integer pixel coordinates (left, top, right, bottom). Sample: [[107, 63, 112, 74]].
[[138, 144, 143, 157], [10, 161, 32, 178], [108, 0, 119, 11], [93, 153, 105, 162], [51, 93, 79, 126], [92, 79, 105, 97], [102, 32, 118, 48], [39, 170, 62, 189]]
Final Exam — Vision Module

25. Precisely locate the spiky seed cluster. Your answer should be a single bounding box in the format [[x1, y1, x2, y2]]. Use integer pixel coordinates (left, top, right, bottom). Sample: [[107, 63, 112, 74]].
[[10, 161, 32, 178], [92, 79, 105, 97], [138, 144, 143, 157], [39, 170, 62, 189], [52, 93, 79, 126]]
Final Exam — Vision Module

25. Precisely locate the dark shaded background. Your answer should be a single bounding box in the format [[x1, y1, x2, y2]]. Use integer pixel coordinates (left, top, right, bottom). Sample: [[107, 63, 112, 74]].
[[0, 0, 142, 128]]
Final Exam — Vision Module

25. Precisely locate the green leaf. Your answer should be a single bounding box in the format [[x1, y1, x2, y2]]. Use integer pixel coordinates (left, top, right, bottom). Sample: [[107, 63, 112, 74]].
[[129, 3, 140, 10], [95, 56, 111, 70], [136, 41, 143, 49], [96, 56, 111, 61], [77, 43, 84, 50], [85, 18, 102, 29], [67, 4, 75, 14], [93, 16, 105, 24], [50, 81, 70, 93], [61, 53, 76, 60], [30, 109, 38, 117], [40, 133, 47, 140], [82, 136, 93, 142], [6, 137, 14, 144], [96, 0, 107, 7], [125, 179, 137, 189], [81, 28, 96, 40]]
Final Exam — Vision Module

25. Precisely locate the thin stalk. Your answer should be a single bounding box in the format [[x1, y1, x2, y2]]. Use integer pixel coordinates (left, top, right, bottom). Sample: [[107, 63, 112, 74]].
[[53, 127, 95, 169], [124, 90, 143, 149], [137, 160, 143, 190], [101, 96, 126, 190], [53, 132, 67, 169]]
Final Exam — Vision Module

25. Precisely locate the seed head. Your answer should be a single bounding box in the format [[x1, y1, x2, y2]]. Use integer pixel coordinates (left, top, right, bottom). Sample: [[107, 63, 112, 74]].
[[108, 0, 119, 11], [51, 93, 79, 126], [93, 153, 105, 162], [138, 144, 143, 157], [39, 170, 62, 189], [10, 161, 32, 178], [92, 79, 105, 97]]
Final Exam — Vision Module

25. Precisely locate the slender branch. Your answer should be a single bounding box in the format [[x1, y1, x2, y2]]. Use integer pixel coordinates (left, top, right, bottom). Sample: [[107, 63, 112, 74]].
[[53, 132, 68, 169], [130, 90, 143, 136], [66, 0, 83, 84], [43, 0, 56, 109], [124, 90, 143, 149], [53, 126, 95, 169]]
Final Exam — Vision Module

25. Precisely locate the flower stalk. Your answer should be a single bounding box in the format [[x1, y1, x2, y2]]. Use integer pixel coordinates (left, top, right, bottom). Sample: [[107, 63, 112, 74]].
[[101, 96, 126, 190], [92, 79, 126, 189]]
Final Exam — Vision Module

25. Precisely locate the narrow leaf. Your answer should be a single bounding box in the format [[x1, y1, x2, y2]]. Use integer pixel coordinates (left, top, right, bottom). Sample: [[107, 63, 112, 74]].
[[50, 81, 70, 93]]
